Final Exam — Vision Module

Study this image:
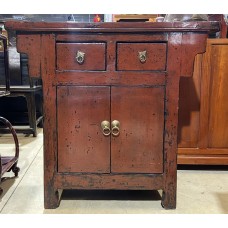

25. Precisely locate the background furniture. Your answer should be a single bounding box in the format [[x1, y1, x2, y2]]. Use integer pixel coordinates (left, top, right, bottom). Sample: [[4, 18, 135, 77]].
[[0, 30, 43, 137], [0, 34, 9, 96], [6, 21, 218, 209], [178, 38, 228, 165], [0, 34, 20, 194], [113, 14, 158, 22], [177, 14, 228, 165]]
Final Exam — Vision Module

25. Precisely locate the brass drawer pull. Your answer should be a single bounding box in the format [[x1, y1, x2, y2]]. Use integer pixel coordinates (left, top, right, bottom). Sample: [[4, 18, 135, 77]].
[[101, 120, 111, 136], [111, 120, 120, 136], [138, 50, 147, 63], [76, 51, 85, 64]]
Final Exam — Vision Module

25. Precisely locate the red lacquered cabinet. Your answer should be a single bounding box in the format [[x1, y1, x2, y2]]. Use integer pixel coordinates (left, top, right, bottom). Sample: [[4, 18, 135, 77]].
[[5, 21, 218, 209]]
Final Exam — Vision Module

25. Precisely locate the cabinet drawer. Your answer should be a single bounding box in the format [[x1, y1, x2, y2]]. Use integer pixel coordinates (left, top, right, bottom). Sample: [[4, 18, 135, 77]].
[[117, 43, 167, 71], [56, 43, 106, 71]]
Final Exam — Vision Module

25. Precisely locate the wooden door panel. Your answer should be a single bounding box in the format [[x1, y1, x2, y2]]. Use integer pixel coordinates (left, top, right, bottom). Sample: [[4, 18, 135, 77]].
[[208, 45, 228, 147], [57, 86, 110, 173], [111, 87, 164, 173]]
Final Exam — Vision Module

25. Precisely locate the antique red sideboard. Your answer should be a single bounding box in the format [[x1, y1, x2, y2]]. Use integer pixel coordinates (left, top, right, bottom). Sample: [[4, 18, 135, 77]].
[[5, 21, 219, 209]]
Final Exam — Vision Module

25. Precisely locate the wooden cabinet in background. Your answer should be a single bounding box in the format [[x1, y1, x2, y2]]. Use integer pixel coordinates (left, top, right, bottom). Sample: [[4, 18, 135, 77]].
[[178, 39, 228, 165]]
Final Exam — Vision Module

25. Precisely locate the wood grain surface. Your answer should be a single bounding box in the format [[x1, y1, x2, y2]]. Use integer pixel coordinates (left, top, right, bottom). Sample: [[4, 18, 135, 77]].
[[56, 43, 106, 71], [111, 86, 164, 173]]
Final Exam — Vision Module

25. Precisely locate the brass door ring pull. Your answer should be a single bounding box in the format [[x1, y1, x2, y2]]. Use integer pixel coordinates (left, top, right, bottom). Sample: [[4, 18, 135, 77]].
[[138, 50, 147, 63], [76, 51, 85, 64], [111, 120, 120, 136], [101, 120, 111, 136]]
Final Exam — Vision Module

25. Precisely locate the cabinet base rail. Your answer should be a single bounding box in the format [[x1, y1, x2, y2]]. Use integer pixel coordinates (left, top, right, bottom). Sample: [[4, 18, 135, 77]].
[[54, 173, 164, 190], [44, 173, 176, 209]]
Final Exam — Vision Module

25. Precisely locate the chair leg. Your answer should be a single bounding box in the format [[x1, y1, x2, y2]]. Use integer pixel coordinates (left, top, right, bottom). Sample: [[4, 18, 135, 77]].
[[25, 93, 37, 137], [12, 163, 20, 177]]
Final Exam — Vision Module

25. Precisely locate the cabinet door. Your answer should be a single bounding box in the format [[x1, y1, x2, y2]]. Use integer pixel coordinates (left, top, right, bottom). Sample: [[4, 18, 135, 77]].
[[111, 87, 164, 173], [57, 86, 110, 173]]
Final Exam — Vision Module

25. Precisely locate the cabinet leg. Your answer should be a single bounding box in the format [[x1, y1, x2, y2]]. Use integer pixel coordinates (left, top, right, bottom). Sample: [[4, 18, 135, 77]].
[[161, 189, 176, 209], [25, 93, 37, 137], [44, 187, 60, 209]]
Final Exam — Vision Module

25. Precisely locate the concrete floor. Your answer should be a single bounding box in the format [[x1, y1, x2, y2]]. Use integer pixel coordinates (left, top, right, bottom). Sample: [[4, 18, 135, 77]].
[[0, 128, 228, 214]]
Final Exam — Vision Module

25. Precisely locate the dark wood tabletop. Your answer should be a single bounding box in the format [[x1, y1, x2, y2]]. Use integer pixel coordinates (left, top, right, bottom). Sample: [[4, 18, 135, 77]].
[[5, 21, 220, 33]]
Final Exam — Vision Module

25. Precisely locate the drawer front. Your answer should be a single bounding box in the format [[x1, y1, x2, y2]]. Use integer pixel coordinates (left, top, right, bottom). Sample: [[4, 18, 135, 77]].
[[56, 43, 106, 71], [117, 43, 167, 71]]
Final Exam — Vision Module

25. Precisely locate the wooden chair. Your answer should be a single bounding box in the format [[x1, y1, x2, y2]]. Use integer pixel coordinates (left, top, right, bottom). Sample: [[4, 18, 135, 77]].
[[0, 34, 20, 194], [0, 33, 43, 137]]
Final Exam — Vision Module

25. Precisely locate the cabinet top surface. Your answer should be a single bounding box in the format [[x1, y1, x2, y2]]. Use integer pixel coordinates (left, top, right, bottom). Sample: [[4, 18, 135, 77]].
[[5, 21, 220, 33]]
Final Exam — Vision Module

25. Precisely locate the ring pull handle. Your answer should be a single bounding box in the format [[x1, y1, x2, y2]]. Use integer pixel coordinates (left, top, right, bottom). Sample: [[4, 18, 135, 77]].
[[76, 51, 85, 64], [138, 50, 147, 63], [101, 120, 111, 136], [111, 120, 120, 137]]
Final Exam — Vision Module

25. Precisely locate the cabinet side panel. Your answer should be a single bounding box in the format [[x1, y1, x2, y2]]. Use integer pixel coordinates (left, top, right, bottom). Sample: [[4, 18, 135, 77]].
[[208, 45, 228, 147], [178, 54, 202, 148], [57, 86, 110, 173], [111, 87, 164, 173]]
